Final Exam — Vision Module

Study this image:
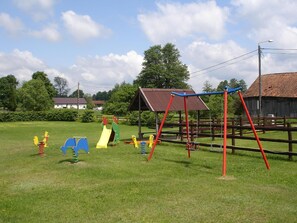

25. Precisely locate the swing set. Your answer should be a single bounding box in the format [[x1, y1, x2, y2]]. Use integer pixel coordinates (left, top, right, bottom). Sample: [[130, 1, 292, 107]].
[[147, 87, 270, 176]]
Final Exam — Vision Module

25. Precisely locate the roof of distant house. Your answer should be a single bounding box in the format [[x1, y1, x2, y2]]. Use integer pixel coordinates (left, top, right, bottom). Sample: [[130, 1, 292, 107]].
[[244, 72, 297, 98], [53, 97, 87, 104], [93, 100, 105, 105], [129, 88, 209, 112]]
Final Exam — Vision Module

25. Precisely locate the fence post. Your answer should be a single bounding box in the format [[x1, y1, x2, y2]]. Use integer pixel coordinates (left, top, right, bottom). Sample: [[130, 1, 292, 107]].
[[232, 119, 235, 154], [240, 116, 243, 136], [287, 123, 293, 161], [212, 118, 215, 141], [263, 117, 266, 134], [190, 120, 194, 141]]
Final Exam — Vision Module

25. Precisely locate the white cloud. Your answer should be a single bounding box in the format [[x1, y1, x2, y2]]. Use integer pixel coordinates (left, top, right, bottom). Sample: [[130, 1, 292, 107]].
[[138, 1, 229, 44], [69, 51, 143, 93], [231, 0, 297, 45], [0, 49, 47, 83], [61, 10, 112, 41], [29, 23, 60, 42], [13, 0, 55, 21], [183, 40, 258, 92], [0, 49, 143, 94], [0, 13, 23, 35]]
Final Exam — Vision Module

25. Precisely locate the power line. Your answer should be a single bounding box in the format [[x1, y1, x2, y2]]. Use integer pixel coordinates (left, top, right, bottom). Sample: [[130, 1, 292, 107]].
[[190, 49, 257, 78], [263, 47, 297, 51]]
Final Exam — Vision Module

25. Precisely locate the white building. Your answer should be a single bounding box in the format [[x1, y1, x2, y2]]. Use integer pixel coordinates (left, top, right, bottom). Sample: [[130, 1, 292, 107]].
[[53, 98, 87, 109]]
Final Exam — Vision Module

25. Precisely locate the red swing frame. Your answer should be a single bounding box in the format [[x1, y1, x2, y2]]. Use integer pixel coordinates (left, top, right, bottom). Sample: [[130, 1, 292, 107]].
[[147, 87, 270, 176]]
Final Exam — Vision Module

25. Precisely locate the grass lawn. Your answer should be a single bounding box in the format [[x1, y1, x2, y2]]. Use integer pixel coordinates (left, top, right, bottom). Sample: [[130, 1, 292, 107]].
[[0, 121, 297, 223]]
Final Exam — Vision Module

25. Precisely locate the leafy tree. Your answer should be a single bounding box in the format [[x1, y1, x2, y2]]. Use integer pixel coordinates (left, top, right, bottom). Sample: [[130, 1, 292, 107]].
[[103, 82, 137, 116], [18, 79, 53, 111], [201, 80, 216, 103], [32, 71, 57, 98], [205, 78, 247, 117], [217, 80, 229, 91], [54, 76, 70, 97], [69, 89, 85, 98], [92, 90, 112, 101], [0, 75, 18, 111], [84, 93, 95, 109], [134, 43, 190, 89]]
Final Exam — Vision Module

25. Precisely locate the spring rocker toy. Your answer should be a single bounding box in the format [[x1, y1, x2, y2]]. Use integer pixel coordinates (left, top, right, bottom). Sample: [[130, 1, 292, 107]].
[[127, 134, 156, 155], [60, 137, 89, 163], [33, 131, 49, 157]]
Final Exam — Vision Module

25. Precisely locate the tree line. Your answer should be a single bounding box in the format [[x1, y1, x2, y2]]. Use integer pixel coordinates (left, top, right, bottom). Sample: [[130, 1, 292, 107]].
[[0, 43, 247, 117]]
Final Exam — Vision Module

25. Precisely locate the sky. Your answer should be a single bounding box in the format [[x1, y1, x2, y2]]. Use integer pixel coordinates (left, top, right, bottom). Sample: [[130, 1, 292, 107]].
[[1, 0, 297, 95]]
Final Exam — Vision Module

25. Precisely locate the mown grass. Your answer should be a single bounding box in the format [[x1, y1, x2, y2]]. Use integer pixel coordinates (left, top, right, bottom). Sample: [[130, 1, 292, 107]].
[[0, 121, 297, 223]]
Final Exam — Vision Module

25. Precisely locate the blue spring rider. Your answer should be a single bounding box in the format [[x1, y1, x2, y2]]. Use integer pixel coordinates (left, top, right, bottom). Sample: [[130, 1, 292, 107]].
[[60, 137, 89, 163]]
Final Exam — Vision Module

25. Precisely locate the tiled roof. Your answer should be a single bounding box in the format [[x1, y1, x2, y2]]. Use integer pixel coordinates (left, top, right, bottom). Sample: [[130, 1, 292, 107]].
[[129, 88, 209, 112], [53, 97, 87, 104], [244, 72, 297, 98], [93, 100, 105, 105]]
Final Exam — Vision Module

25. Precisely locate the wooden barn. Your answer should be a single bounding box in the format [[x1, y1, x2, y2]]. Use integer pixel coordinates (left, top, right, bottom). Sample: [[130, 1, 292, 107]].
[[243, 72, 297, 117]]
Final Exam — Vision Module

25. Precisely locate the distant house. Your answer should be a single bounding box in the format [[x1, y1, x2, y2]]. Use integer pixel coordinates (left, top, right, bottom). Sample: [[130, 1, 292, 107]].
[[243, 72, 297, 117], [92, 100, 105, 111], [53, 98, 87, 109]]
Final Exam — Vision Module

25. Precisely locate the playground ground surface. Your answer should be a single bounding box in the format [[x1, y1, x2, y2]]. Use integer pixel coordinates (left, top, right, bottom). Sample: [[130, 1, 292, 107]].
[[1, 121, 297, 223]]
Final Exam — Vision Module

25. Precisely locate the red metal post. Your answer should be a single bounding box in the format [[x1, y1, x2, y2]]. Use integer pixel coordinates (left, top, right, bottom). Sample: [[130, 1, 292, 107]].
[[238, 91, 270, 170], [38, 142, 45, 157], [148, 95, 175, 161], [222, 89, 228, 176], [184, 96, 191, 158]]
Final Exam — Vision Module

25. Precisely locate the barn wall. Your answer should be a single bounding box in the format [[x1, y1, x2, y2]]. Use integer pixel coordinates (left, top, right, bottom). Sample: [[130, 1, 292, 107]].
[[244, 97, 297, 117]]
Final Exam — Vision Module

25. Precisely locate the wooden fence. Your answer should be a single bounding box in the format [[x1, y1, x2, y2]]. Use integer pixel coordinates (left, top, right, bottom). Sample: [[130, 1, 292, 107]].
[[157, 116, 297, 160]]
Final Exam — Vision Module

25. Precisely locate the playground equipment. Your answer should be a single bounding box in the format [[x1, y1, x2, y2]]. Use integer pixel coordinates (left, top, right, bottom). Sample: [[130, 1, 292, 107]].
[[96, 116, 120, 149], [147, 87, 270, 176], [131, 134, 154, 149], [60, 137, 89, 163], [33, 131, 49, 156], [128, 134, 155, 155]]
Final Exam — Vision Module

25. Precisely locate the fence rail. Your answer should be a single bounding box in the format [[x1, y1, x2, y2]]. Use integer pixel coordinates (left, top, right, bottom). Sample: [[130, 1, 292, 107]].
[[157, 116, 297, 160]]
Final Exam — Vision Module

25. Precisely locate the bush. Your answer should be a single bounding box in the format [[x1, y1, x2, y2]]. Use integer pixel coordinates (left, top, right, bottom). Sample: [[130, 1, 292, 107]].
[[0, 109, 78, 122], [126, 111, 175, 128], [81, 110, 95, 123]]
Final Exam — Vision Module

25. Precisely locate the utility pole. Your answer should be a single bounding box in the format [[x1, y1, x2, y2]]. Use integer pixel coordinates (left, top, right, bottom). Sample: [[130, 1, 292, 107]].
[[258, 40, 273, 117], [77, 82, 80, 112], [258, 44, 262, 116]]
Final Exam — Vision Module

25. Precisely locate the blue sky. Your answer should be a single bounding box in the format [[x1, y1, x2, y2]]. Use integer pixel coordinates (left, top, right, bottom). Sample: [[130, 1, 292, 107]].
[[1, 0, 297, 94]]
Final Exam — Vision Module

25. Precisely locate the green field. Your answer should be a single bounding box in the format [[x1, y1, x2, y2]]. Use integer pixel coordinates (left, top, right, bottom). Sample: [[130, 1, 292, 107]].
[[1, 121, 297, 223]]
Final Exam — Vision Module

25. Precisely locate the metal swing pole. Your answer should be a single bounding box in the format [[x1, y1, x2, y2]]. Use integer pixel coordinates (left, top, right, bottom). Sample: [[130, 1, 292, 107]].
[[148, 94, 175, 161], [222, 88, 228, 176], [183, 95, 191, 158], [238, 91, 270, 170]]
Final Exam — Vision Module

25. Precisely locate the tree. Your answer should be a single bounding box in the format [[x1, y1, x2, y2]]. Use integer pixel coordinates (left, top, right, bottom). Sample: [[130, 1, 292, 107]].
[[18, 79, 53, 111], [206, 78, 248, 117], [69, 89, 85, 98], [103, 82, 137, 116], [92, 90, 112, 101], [217, 80, 229, 91], [54, 76, 70, 97], [84, 93, 95, 109], [0, 75, 18, 111], [201, 80, 216, 103], [32, 71, 57, 98], [134, 43, 190, 89]]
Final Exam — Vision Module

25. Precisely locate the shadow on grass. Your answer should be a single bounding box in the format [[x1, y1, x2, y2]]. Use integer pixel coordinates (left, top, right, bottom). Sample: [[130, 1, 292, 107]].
[[58, 159, 85, 164], [30, 153, 47, 158], [161, 158, 213, 171]]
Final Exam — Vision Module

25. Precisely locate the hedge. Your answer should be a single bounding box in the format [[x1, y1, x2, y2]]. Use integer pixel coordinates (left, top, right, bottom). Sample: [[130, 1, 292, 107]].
[[0, 109, 78, 122]]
